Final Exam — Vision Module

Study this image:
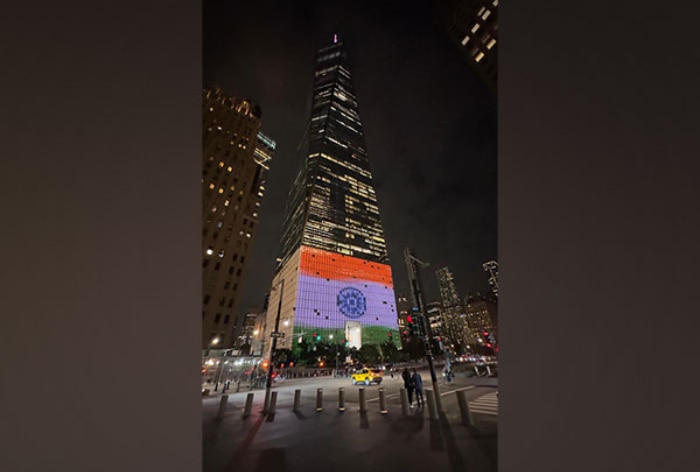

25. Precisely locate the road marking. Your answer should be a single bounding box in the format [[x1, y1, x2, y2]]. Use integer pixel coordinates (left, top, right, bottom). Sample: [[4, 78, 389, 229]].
[[439, 385, 475, 397], [469, 391, 499, 416]]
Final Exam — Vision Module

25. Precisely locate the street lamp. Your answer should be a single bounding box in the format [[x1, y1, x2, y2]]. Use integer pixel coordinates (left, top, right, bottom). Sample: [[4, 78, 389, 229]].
[[263, 278, 285, 414], [405, 249, 444, 414]]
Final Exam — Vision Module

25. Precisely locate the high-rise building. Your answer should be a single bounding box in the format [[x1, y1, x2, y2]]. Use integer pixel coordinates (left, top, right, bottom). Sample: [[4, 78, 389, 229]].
[[435, 266, 468, 352], [262, 36, 400, 355], [482, 259, 499, 298], [202, 88, 276, 349], [438, 0, 498, 94], [464, 291, 498, 345]]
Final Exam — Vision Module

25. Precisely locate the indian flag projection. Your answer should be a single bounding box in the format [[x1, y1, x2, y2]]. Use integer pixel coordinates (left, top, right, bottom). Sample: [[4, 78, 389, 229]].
[[269, 246, 400, 350]]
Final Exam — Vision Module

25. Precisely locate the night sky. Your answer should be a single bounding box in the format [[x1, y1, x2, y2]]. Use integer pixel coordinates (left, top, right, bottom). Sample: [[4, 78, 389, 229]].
[[203, 0, 497, 312]]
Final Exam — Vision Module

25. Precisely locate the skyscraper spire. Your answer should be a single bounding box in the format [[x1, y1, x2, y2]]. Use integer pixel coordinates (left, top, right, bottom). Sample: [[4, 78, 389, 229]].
[[263, 38, 399, 353]]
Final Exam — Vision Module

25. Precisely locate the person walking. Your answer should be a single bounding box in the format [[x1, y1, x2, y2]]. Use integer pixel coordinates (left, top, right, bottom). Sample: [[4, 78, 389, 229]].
[[402, 367, 415, 406], [412, 369, 424, 408]]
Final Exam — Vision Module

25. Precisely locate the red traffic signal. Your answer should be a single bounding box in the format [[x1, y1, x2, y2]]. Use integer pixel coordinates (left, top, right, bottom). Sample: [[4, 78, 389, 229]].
[[406, 315, 413, 324]]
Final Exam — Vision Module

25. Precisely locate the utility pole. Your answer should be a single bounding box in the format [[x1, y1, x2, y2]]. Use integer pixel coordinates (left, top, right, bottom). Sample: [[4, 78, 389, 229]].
[[404, 248, 444, 414], [264, 278, 285, 413]]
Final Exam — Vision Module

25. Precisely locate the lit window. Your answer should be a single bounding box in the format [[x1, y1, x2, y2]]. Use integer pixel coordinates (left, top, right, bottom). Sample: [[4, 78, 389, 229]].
[[482, 10, 491, 20], [493, 0, 498, 5], [471, 23, 480, 33], [206, 248, 213, 255], [224, 200, 230, 206], [475, 52, 485, 62], [487, 38, 497, 49], [208, 183, 215, 190], [227, 166, 232, 172], [218, 161, 224, 168], [478, 6, 486, 16], [218, 188, 224, 194], [461, 35, 470, 45]]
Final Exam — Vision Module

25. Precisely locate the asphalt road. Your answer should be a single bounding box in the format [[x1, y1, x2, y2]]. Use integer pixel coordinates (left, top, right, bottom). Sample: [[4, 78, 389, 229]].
[[204, 368, 498, 420], [203, 369, 498, 472]]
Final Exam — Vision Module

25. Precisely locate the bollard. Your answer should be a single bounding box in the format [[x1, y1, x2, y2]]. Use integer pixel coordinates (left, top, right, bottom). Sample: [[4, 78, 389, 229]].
[[243, 393, 254, 418], [316, 388, 323, 412], [216, 394, 229, 420], [359, 387, 367, 413], [236, 380, 241, 393], [263, 389, 271, 413], [269, 391, 278, 415], [474, 365, 480, 377], [338, 387, 346, 412], [455, 390, 473, 426], [293, 389, 301, 412], [379, 388, 388, 414], [425, 388, 438, 420], [486, 365, 492, 376], [400, 387, 409, 416]]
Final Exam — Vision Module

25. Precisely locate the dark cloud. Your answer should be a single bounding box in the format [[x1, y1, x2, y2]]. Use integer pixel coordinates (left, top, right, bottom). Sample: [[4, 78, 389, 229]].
[[204, 0, 497, 311]]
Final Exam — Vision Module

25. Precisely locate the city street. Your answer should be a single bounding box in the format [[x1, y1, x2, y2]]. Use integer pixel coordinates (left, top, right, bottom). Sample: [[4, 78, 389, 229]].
[[203, 369, 497, 472]]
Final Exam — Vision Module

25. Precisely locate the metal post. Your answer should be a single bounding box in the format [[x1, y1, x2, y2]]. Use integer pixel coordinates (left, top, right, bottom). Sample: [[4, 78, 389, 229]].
[[264, 279, 285, 411], [293, 389, 301, 412], [316, 388, 323, 412], [243, 393, 254, 418], [359, 387, 367, 413], [456, 390, 473, 426], [400, 387, 409, 415], [379, 387, 388, 414], [269, 391, 278, 415], [406, 250, 444, 414], [338, 387, 346, 412], [425, 388, 438, 420], [216, 394, 228, 420], [486, 365, 492, 376]]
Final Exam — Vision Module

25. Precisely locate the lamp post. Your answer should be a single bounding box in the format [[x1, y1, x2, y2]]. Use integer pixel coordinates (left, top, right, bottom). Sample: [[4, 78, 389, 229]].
[[405, 250, 444, 414], [263, 278, 285, 413]]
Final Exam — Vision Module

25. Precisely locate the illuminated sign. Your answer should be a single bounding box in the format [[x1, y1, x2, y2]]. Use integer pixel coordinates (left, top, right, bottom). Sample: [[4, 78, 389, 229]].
[[293, 246, 398, 331]]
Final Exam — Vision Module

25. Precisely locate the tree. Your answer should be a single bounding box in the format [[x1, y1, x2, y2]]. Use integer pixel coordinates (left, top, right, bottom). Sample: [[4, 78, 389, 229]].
[[403, 336, 426, 360], [358, 344, 382, 365], [380, 339, 400, 363]]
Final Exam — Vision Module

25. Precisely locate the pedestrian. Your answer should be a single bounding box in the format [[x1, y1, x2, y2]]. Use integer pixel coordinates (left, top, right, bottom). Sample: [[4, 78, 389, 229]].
[[402, 367, 415, 406], [412, 369, 424, 407]]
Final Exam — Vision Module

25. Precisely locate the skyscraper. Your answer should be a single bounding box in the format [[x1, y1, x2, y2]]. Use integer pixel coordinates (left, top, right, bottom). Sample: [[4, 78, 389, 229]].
[[438, 0, 498, 94], [435, 266, 468, 352], [263, 36, 399, 354], [202, 88, 276, 349]]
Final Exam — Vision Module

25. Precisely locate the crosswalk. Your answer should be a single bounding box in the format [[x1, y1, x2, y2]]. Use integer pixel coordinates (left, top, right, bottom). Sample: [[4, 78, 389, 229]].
[[469, 391, 498, 416]]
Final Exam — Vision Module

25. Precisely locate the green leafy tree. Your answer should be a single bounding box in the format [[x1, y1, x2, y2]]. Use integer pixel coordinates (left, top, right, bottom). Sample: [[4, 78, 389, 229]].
[[358, 344, 382, 365], [380, 339, 400, 363]]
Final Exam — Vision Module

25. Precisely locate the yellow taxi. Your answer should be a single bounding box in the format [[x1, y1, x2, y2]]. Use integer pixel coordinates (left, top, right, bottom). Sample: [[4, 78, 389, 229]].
[[350, 368, 383, 385]]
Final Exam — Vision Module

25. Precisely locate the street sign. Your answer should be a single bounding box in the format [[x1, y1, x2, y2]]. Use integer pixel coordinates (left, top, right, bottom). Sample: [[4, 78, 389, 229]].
[[270, 332, 285, 338]]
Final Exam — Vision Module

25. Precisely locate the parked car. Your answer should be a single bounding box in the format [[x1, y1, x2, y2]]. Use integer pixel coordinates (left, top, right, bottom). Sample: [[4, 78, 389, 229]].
[[350, 368, 383, 385]]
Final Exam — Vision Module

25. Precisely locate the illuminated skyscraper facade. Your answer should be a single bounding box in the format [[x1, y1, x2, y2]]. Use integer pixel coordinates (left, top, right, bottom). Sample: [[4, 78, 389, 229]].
[[202, 88, 276, 349], [439, 0, 498, 94], [435, 266, 468, 352], [263, 37, 399, 354]]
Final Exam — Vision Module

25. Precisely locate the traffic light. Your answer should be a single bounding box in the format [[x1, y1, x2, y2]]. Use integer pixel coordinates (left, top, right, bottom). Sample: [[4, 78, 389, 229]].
[[482, 331, 494, 348], [316, 333, 322, 341], [388, 331, 392, 338]]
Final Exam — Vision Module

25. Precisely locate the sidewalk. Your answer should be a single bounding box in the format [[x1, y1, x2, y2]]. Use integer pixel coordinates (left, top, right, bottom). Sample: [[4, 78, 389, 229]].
[[203, 374, 498, 472]]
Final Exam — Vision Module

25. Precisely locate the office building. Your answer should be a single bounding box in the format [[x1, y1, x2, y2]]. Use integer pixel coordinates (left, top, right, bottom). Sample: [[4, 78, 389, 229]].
[[202, 88, 276, 349], [439, 0, 498, 94], [435, 266, 468, 352], [262, 36, 400, 355]]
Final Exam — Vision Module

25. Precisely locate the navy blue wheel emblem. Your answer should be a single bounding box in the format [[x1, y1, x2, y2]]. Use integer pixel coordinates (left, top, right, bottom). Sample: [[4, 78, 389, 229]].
[[337, 287, 367, 318]]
